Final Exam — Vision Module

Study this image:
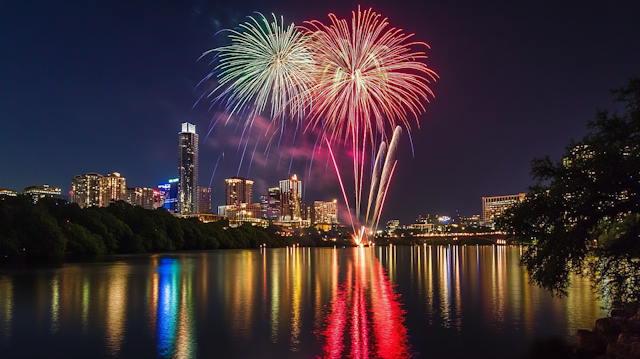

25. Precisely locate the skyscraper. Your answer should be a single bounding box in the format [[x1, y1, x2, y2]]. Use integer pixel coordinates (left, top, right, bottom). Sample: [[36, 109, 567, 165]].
[[279, 174, 302, 221], [178, 122, 199, 215], [101, 172, 126, 206], [71, 173, 103, 208], [224, 177, 253, 206]]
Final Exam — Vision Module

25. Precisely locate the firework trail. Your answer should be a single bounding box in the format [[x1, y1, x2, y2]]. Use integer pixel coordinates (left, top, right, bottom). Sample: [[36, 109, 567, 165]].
[[302, 7, 437, 235]]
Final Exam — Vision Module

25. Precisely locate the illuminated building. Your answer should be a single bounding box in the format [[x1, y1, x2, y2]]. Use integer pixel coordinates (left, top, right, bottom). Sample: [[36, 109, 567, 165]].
[[459, 215, 482, 229], [100, 172, 126, 206], [125, 187, 165, 210], [22, 184, 61, 203], [198, 186, 211, 214], [267, 187, 280, 220], [313, 200, 338, 225], [279, 174, 302, 221], [386, 219, 400, 231], [225, 202, 261, 221], [158, 178, 179, 213], [178, 122, 199, 215], [482, 193, 526, 226], [225, 177, 253, 206], [0, 189, 17, 197], [71, 173, 103, 208], [259, 195, 269, 219]]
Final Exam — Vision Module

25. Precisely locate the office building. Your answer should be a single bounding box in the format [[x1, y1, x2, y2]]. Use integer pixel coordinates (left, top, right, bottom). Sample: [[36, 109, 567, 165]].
[[158, 178, 179, 213], [101, 172, 126, 206], [279, 174, 302, 221], [71, 173, 103, 208], [198, 186, 212, 214], [125, 187, 165, 210], [225, 177, 253, 206], [482, 193, 526, 226], [313, 200, 338, 225], [22, 184, 61, 203], [178, 122, 199, 215]]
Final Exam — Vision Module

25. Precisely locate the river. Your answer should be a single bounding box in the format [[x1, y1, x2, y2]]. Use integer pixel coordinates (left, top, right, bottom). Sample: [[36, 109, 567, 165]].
[[0, 245, 605, 358]]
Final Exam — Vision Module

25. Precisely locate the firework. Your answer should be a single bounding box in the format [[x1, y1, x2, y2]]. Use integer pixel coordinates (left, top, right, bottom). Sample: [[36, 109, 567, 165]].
[[205, 13, 315, 126], [303, 7, 437, 234]]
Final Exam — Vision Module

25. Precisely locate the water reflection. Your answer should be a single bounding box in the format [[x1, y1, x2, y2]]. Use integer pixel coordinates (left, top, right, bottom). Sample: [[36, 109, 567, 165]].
[[0, 246, 608, 359], [381, 245, 607, 342], [321, 247, 411, 359], [0, 276, 12, 345], [154, 257, 197, 358]]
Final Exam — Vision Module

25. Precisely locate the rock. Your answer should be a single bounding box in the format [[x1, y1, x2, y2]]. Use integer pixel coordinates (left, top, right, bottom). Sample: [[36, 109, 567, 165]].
[[631, 342, 640, 357], [577, 329, 607, 357], [596, 317, 628, 343], [618, 332, 640, 344], [606, 342, 640, 359]]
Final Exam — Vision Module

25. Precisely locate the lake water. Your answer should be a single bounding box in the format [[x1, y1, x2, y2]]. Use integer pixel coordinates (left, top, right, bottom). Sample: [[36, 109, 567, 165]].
[[0, 245, 606, 358]]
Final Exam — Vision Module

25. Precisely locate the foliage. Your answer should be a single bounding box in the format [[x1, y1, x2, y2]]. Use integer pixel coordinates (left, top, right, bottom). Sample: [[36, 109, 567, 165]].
[[497, 77, 640, 304], [0, 197, 308, 261]]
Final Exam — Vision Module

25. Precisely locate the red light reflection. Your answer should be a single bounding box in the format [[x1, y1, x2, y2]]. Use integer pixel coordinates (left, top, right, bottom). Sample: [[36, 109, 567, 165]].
[[320, 249, 410, 359]]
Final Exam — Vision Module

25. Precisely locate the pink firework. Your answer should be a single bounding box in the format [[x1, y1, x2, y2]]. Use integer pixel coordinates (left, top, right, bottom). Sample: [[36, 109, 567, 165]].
[[302, 7, 438, 230]]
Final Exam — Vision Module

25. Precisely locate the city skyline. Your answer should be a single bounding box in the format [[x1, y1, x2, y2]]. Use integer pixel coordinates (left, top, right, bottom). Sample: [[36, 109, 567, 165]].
[[1, 1, 639, 223]]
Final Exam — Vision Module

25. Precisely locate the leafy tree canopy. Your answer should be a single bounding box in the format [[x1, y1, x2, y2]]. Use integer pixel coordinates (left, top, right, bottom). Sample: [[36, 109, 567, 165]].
[[497, 77, 640, 304]]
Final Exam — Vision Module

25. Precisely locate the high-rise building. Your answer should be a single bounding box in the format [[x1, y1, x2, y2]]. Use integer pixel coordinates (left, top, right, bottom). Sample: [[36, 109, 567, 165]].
[[125, 187, 165, 210], [101, 172, 126, 206], [225, 177, 253, 205], [482, 193, 526, 226], [198, 186, 212, 214], [158, 178, 179, 213], [279, 174, 302, 221], [313, 200, 338, 225], [178, 122, 199, 215], [268, 187, 281, 220], [22, 184, 61, 204], [71, 173, 103, 208]]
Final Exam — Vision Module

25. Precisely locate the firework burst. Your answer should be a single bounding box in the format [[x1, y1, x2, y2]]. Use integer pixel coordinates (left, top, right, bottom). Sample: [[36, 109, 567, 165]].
[[302, 7, 438, 229], [205, 13, 315, 126]]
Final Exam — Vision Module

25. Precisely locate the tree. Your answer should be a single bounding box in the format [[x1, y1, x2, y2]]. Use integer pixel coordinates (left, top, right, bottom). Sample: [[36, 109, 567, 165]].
[[497, 77, 640, 304]]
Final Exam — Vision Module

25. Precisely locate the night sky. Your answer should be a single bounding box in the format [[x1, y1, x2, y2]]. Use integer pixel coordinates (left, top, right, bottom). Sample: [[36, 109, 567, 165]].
[[1, 0, 639, 224]]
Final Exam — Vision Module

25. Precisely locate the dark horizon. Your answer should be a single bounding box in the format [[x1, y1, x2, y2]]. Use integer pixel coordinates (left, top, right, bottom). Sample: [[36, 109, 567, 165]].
[[1, 0, 639, 224]]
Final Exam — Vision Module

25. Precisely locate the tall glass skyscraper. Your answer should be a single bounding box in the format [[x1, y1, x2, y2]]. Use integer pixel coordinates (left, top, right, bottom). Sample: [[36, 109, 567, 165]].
[[178, 122, 199, 214]]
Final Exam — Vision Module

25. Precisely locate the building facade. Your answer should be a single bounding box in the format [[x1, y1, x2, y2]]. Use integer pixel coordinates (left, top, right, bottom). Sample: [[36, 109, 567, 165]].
[[267, 187, 281, 220], [71, 173, 103, 208], [178, 122, 199, 215], [198, 186, 212, 214], [225, 177, 253, 206], [279, 174, 302, 221], [158, 178, 179, 213], [313, 200, 338, 225], [125, 187, 165, 210], [482, 193, 526, 226], [0, 189, 17, 197], [22, 184, 61, 203], [100, 172, 126, 206]]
